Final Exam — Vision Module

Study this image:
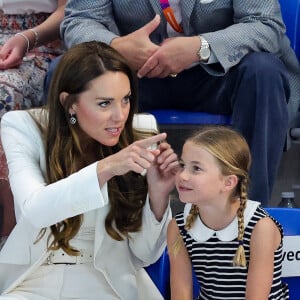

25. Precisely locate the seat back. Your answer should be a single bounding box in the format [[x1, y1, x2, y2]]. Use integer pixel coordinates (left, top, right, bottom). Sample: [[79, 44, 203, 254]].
[[278, 0, 300, 60], [265, 207, 300, 300], [145, 248, 170, 299], [149, 109, 232, 126], [145, 247, 201, 300]]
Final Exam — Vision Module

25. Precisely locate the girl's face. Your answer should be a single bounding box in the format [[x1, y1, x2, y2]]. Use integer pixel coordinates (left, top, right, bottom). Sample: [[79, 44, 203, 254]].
[[176, 141, 227, 205], [69, 71, 131, 146]]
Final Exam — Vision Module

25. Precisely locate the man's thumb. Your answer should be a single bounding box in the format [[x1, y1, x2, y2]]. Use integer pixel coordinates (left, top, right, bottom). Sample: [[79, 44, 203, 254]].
[[143, 15, 161, 35]]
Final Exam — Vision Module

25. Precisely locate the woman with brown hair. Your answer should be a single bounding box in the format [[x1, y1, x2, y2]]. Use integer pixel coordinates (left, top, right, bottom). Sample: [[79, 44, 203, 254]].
[[0, 41, 178, 299]]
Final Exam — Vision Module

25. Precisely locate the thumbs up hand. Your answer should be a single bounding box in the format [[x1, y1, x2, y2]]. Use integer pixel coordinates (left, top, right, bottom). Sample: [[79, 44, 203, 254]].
[[111, 15, 161, 71]]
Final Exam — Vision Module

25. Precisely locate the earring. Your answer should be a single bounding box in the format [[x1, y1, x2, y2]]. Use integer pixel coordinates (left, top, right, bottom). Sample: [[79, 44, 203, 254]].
[[69, 114, 77, 125]]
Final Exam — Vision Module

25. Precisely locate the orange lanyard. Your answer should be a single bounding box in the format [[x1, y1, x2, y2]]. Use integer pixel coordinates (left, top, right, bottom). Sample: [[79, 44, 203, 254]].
[[159, 0, 183, 33]]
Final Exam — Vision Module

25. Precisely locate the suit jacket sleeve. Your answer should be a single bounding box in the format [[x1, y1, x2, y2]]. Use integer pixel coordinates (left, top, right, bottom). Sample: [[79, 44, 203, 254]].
[[1, 110, 108, 228], [201, 0, 286, 74], [61, 0, 120, 49]]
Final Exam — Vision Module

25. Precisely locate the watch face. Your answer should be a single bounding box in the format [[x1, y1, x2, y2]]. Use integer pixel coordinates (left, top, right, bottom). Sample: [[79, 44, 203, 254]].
[[200, 48, 210, 60]]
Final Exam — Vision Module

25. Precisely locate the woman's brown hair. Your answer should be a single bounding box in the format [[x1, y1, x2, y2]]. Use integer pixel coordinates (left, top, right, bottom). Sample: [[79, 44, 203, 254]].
[[34, 41, 153, 255]]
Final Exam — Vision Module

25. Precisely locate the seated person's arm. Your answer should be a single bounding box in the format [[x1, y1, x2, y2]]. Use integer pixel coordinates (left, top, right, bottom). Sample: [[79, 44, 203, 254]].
[[0, 0, 66, 69]]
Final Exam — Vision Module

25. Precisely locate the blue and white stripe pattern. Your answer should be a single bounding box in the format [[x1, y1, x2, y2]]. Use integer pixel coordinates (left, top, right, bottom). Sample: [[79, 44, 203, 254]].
[[175, 204, 289, 299]]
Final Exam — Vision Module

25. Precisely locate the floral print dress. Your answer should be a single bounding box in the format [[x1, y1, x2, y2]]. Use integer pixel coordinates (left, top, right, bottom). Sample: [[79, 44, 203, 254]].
[[0, 12, 64, 177]]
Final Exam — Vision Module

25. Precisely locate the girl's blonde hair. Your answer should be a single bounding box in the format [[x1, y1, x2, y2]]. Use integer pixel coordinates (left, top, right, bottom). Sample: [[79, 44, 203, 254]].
[[184, 125, 251, 267]]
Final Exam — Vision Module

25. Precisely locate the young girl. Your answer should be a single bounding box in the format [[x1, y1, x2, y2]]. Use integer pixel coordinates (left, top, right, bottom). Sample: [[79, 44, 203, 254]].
[[167, 125, 289, 300]]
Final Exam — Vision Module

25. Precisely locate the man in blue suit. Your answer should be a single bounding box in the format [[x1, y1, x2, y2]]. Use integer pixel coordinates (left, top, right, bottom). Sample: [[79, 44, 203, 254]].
[[59, 0, 300, 206]]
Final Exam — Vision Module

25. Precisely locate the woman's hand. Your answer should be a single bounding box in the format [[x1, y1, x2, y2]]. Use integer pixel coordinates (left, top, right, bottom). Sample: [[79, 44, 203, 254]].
[[0, 34, 29, 69], [96, 132, 168, 186], [147, 140, 178, 197], [146, 140, 179, 220]]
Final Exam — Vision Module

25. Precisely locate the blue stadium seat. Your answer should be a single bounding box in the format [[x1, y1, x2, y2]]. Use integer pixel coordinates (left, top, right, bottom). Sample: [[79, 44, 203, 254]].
[[148, 109, 231, 126], [145, 248, 170, 299], [265, 207, 300, 300], [278, 0, 300, 60], [145, 248, 200, 299]]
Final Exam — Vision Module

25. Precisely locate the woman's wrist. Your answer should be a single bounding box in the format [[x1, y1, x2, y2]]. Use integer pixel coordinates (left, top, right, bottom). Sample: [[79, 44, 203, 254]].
[[15, 28, 39, 53], [148, 187, 170, 203], [148, 193, 170, 221], [29, 28, 39, 49], [15, 33, 30, 53], [96, 159, 114, 187]]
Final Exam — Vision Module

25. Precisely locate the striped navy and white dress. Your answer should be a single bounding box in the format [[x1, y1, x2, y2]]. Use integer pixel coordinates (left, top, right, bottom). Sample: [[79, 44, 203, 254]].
[[175, 200, 289, 300]]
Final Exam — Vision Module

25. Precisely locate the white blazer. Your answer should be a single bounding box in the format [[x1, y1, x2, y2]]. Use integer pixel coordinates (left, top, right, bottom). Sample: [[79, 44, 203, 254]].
[[0, 109, 171, 299]]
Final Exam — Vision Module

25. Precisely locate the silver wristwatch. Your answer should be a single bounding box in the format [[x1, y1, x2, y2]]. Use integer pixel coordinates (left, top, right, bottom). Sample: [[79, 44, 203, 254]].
[[198, 36, 211, 61]]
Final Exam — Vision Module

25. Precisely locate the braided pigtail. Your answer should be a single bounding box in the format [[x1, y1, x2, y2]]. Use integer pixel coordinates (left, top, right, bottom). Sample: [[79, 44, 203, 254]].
[[184, 204, 199, 230], [169, 205, 198, 257], [233, 177, 248, 267]]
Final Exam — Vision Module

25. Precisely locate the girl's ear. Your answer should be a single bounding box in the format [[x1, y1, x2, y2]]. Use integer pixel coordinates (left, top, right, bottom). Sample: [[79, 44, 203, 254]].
[[223, 174, 238, 191]]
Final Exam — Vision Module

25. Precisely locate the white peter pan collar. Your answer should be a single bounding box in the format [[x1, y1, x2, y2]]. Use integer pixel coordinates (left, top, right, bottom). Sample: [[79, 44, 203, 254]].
[[183, 200, 260, 242]]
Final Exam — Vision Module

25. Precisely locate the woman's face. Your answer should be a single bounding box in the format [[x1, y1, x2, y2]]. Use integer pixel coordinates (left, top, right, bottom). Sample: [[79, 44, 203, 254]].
[[69, 71, 131, 146]]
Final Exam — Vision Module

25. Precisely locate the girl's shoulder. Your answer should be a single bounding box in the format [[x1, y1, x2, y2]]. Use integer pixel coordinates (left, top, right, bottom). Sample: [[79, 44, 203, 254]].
[[251, 205, 284, 238]]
